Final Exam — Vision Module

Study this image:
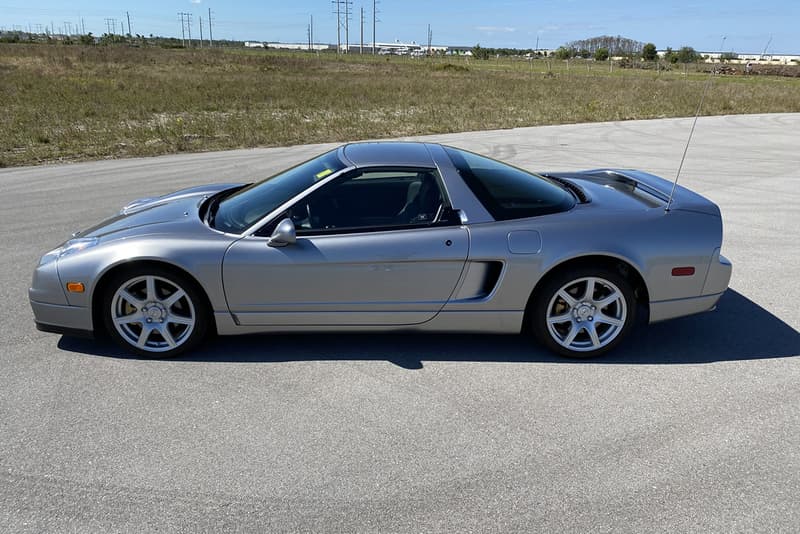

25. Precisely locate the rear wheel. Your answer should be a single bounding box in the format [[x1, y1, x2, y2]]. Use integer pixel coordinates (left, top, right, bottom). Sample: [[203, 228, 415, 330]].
[[532, 267, 636, 358], [102, 267, 209, 358]]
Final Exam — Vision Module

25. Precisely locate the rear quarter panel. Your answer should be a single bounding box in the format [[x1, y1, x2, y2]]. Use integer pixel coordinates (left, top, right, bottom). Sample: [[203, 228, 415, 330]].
[[451, 204, 723, 315]]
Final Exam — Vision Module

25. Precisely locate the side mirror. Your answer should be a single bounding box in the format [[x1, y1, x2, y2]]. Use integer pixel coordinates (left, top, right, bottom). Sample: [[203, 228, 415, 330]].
[[268, 218, 296, 247], [439, 207, 468, 225]]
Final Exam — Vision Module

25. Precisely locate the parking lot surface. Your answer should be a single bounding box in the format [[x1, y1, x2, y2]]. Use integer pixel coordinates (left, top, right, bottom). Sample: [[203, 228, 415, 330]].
[[2, 114, 799, 532]]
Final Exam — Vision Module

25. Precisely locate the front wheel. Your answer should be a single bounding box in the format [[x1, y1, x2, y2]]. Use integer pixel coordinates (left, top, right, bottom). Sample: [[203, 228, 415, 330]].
[[531, 267, 637, 358], [102, 267, 210, 358]]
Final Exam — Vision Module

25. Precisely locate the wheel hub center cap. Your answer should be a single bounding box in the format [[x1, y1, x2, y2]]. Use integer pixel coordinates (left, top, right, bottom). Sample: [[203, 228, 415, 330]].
[[145, 304, 165, 321], [575, 303, 592, 319]]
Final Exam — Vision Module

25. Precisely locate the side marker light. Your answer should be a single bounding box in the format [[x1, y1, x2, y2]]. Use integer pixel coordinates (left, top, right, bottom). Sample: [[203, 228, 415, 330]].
[[671, 267, 695, 277], [66, 282, 86, 293]]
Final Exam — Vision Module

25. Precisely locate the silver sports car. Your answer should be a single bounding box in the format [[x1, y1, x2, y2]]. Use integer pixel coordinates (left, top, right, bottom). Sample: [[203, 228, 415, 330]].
[[30, 142, 732, 358]]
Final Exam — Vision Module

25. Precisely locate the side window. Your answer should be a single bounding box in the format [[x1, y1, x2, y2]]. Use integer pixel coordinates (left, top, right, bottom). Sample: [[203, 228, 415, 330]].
[[443, 147, 575, 221], [289, 168, 447, 234]]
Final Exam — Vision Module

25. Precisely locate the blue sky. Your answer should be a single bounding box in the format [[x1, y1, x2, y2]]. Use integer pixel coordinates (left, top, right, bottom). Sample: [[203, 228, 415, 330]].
[[2, 1, 798, 53]]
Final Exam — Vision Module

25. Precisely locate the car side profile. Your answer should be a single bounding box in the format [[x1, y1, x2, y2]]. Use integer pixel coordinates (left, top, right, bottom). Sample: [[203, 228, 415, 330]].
[[30, 142, 732, 358]]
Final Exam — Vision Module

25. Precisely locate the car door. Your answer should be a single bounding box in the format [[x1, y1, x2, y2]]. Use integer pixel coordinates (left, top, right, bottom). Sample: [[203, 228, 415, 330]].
[[222, 168, 469, 326]]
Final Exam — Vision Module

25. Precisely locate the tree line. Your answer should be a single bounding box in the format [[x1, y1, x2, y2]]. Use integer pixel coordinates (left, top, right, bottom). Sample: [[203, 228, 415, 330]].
[[471, 35, 703, 64]]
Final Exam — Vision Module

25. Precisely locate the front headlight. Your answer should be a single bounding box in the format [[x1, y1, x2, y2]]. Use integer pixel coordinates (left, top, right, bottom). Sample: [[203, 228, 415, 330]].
[[39, 237, 99, 266]]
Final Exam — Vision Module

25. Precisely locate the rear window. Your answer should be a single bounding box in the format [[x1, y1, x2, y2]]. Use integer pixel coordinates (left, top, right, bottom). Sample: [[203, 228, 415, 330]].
[[444, 147, 575, 220]]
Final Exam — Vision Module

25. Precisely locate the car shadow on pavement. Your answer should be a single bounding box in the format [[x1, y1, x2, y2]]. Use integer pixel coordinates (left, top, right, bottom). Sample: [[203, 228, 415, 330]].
[[58, 289, 799, 368]]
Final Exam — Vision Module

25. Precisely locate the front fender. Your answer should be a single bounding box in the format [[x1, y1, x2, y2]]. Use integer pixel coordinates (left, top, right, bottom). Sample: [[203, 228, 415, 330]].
[[56, 233, 236, 315]]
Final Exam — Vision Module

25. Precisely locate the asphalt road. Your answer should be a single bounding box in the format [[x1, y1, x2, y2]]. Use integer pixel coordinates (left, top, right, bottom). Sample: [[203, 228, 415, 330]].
[[2, 114, 799, 532]]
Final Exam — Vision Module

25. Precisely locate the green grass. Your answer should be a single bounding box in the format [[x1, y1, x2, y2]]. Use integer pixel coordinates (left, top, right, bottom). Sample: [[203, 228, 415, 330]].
[[2, 44, 799, 167]]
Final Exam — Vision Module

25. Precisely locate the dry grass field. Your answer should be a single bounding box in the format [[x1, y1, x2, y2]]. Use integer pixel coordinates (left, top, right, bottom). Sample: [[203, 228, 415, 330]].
[[2, 44, 799, 167]]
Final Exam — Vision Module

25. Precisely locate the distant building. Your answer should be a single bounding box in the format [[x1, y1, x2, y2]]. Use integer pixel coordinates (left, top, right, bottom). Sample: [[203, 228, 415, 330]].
[[657, 50, 800, 65], [265, 42, 331, 51]]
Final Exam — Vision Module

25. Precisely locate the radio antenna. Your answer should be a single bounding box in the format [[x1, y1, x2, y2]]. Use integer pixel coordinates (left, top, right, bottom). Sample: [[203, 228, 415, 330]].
[[665, 36, 726, 213]]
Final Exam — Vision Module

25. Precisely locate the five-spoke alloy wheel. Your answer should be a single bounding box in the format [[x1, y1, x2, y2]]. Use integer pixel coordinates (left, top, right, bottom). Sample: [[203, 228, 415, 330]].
[[102, 267, 209, 357], [532, 267, 636, 358]]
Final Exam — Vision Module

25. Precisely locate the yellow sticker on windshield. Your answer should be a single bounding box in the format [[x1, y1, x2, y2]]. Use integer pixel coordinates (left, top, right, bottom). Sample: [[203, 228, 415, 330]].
[[315, 169, 333, 180]]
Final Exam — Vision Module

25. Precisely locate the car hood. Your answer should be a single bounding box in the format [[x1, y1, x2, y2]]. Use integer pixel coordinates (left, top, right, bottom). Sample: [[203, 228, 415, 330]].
[[74, 183, 244, 239]]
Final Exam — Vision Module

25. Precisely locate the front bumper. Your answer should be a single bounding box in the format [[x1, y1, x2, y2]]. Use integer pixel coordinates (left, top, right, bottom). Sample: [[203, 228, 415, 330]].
[[30, 299, 94, 337]]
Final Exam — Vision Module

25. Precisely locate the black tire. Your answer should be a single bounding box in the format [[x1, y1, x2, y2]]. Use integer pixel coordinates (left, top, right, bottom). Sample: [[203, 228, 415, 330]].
[[101, 266, 210, 358], [531, 266, 637, 358]]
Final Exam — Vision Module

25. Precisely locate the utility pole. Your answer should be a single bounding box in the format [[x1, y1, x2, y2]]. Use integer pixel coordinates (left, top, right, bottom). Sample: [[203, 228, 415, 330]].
[[81, 18, 85, 35], [308, 15, 315, 52], [64, 21, 72, 36], [332, 1, 353, 53], [333, 1, 341, 53], [345, 0, 350, 53], [126, 11, 131, 36], [199, 16, 203, 48], [187, 13, 192, 47], [178, 13, 187, 47], [372, 0, 379, 54], [105, 18, 114, 35], [208, 8, 213, 47], [427, 23, 432, 55], [360, 7, 364, 54]]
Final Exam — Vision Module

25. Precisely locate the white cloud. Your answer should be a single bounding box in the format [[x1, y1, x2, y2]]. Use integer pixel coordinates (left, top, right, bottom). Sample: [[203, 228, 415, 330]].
[[190, 0, 202, 4], [476, 26, 516, 33]]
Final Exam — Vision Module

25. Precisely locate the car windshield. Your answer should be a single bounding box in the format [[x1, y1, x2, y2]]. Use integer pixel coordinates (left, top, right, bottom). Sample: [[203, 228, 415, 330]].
[[444, 146, 575, 220], [212, 149, 347, 233]]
